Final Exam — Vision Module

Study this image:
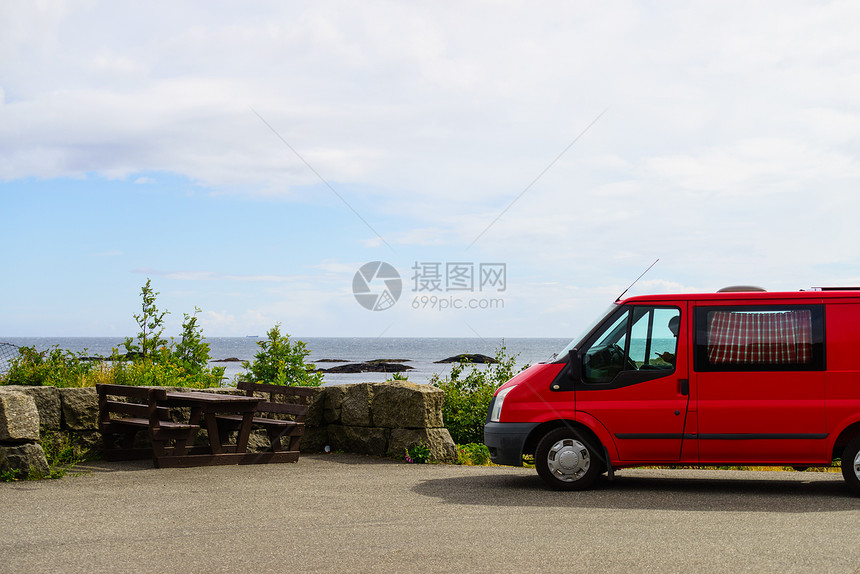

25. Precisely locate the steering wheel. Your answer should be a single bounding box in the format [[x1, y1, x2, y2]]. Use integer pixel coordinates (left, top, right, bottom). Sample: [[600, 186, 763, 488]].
[[611, 344, 639, 371]]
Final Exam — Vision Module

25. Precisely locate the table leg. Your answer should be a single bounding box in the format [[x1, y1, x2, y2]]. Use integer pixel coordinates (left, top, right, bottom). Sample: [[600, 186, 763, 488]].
[[204, 412, 224, 454], [174, 406, 201, 455], [235, 411, 255, 453]]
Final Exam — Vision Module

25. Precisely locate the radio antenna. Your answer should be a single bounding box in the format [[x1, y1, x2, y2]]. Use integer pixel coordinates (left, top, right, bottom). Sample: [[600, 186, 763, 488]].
[[616, 259, 659, 302]]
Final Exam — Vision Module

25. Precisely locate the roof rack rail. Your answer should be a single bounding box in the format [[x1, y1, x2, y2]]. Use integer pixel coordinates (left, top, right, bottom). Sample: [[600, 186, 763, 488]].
[[717, 285, 766, 292], [810, 286, 860, 291]]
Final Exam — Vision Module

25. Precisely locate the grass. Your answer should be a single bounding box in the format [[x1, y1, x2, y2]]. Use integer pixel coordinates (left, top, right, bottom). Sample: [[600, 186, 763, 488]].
[[0, 430, 91, 482], [456, 443, 492, 466]]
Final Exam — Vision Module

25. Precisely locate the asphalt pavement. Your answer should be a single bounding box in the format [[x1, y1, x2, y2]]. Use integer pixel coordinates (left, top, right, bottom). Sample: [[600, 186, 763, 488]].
[[1, 454, 858, 573]]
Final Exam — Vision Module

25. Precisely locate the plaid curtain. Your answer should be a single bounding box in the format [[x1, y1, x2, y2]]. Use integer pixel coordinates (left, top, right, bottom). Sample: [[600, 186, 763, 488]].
[[707, 310, 813, 365]]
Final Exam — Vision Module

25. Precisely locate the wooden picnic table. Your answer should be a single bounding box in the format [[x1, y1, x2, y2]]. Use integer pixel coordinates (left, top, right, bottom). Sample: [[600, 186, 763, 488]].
[[158, 391, 264, 467]]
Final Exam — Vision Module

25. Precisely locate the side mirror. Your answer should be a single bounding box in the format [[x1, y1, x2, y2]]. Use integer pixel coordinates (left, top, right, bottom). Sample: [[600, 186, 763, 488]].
[[551, 348, 581, 391], [568, 348, 582, 380]]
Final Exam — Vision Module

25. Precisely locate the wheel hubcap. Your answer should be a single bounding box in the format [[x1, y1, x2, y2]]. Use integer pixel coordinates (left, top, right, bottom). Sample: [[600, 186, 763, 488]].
[[546, 438, 590, 482], [853, 450, 860, 480]]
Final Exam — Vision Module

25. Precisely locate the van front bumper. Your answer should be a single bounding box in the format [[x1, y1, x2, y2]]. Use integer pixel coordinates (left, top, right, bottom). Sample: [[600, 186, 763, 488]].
[[484, 422, 539, 467]]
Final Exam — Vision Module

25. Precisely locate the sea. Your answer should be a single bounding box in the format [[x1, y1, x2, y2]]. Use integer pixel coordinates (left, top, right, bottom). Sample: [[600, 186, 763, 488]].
[[0, 337, 572, 386]]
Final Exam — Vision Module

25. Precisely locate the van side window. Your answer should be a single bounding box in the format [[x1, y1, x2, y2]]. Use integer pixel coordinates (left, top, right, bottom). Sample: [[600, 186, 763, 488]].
[[583, 306, 680, 384], [694, 305, 825, 372]]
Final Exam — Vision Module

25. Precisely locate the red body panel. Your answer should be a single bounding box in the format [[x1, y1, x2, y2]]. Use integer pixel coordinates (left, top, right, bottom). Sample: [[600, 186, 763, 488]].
[[498, 363, 569, 423], [823, 302, 860, 451]]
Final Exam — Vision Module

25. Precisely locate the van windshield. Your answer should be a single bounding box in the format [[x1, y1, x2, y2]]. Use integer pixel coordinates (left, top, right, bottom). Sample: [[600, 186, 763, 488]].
[[552, 304, 619, 362]]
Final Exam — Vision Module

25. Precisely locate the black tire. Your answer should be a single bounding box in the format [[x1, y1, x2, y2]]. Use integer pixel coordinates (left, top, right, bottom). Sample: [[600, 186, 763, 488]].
[[842, 436, 860, 496], [535, 427, 603, 491]]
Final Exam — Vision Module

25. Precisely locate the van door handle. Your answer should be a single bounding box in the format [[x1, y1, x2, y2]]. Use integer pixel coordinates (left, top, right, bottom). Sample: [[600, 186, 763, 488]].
[[678, 379, 689, 396]]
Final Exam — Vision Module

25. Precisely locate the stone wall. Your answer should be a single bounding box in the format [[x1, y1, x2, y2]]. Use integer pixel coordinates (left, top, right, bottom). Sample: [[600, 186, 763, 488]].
[[309, 381, 457, 463], [0, 381, 457, 475]]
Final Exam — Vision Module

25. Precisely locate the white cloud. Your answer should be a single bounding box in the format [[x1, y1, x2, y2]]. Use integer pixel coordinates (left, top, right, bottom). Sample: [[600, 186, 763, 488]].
[[5, 1, 860, 335]]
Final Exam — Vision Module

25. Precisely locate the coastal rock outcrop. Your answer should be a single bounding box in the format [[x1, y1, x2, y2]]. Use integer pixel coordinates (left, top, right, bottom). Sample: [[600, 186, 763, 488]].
[[434, 353, 497, 364], [319, 362, 413, 373]]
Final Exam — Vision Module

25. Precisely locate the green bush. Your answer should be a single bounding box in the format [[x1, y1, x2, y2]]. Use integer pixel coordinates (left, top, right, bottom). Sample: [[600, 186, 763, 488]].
[[41, 430, 90, 477], [405, 442, 432, 464], [171, 308, 216, 375], [111, 279, 224, 388], [430, 344, 527, 445], [122, 278, 169, 362], [457, 443, 491, 466], [3, 346, 96, 387], [109, 355, 223, 388], [238, 324, 323, 387]]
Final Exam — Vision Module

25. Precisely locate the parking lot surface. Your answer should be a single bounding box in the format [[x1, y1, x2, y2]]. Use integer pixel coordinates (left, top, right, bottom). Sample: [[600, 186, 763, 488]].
[[1, 455, 858, 573]]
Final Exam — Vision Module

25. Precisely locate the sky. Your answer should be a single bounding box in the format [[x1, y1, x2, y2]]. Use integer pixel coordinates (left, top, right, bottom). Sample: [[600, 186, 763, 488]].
[[3, 0, 860, 339]]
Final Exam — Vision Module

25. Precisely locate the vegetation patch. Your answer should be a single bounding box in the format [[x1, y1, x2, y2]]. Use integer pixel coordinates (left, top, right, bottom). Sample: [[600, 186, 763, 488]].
[[457, 443, 491, 466], [1, 430, 91, 482], [430, 344, 527, 446]]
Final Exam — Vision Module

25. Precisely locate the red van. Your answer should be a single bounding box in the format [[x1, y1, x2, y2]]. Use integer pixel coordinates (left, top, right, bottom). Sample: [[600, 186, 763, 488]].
[[484, 288, 860, 493]]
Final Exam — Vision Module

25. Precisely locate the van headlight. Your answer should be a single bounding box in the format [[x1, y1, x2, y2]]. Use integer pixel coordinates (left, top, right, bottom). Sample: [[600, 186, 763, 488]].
[[489, 385, 516, 422]]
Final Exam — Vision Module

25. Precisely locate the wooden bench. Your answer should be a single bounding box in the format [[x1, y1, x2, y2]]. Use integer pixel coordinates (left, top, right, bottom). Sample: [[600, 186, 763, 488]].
[[215, 381, 314, 463], [97, 384, 200, 467]]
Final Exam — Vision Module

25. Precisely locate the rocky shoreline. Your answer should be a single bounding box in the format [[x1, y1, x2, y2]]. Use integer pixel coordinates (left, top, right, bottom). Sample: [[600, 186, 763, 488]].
[[64, 351, 500, 376], [311, 354, 498, 374]]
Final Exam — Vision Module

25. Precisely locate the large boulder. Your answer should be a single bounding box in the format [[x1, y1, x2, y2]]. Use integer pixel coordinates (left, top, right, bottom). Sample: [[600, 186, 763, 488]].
[[0, 391, 41, 442], [340, 383, 374, 427], [300, 426, 328, 453], [389, 427, 458, 463], [304, 388, 325, 427], [0, 443, 50, 478], [58, 388, 98, 430], [327, 424, 390, 456], [371, 381, 444, 429], [0, 386, 61, 429], [322, 385, 346, 424]]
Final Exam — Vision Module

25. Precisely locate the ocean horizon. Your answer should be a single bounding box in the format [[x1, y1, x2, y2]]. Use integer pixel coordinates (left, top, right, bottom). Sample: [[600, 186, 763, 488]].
[[0, 336, 571, 385]]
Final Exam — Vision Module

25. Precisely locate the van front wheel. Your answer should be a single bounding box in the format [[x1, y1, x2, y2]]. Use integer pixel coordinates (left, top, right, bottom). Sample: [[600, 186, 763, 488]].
[[535, 428, 602, 491], [842, 436, 860, 496]]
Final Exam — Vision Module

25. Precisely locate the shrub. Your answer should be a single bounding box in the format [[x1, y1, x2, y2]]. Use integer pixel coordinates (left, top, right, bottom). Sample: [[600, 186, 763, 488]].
[[169, 307, 225, 382], [122, 278, 169, 362], [112, 279, 223, 388], [457, 443, 491, 466], [238, 324, 323, 387], [405, 442, 432, 464], [110, 356, 223, 388], [3, 346, 96, 387], [430, 344, 527, 445], [41, 430, 90, 477]]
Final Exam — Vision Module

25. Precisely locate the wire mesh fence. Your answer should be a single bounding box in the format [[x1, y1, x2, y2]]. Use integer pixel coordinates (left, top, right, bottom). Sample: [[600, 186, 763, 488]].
[[0, 342, 19, 376]]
